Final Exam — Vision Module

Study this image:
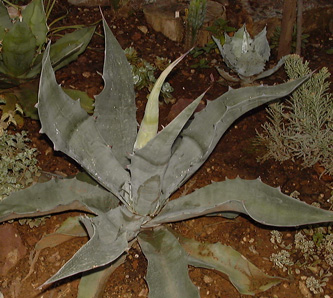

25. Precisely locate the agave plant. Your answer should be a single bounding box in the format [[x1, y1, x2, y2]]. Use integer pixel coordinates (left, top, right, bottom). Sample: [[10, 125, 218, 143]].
[[0, 0, 95, 119], [0, 0, 95, 87], [1, 17, 333, 298], [213, 24, 285, 85]]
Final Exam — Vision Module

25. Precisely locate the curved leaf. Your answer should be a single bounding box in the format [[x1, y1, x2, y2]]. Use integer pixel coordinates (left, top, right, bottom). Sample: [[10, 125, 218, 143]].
[[138, 227, 200, 298], [177, 232, 282, 295], [93, 17, 136, 167], [147, 177, 333, 227], [162, 75, 310, 199], [38, 43, 130, 200], [134, 52, 188, 150], [0, 177, 119, 222]]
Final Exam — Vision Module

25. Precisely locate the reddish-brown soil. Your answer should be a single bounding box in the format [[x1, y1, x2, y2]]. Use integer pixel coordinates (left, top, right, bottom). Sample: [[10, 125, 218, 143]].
[[0, 1, 332, 298]]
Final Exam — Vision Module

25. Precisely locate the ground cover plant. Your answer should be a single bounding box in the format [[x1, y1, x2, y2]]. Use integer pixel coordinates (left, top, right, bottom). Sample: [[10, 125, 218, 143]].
[[1, 15, 333, 298]]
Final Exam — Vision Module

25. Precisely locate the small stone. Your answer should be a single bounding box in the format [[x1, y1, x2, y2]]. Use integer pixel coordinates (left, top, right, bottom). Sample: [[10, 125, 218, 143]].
[[82, 71, 91, 78], [204, 275, 213, 284], [137, 25, 148, 34]]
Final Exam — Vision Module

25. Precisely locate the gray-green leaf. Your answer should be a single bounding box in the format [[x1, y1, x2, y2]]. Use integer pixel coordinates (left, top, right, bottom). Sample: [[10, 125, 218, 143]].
[[0, 177, 119, 222], [177, 233, 282, 295], [147, 177, 333, 227], [93, 17, 136, 167], [138, 227, 200, 298]]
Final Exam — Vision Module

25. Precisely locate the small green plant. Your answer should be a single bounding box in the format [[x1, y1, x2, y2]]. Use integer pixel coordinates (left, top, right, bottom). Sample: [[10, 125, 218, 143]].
[[257, 55, 333, 176], [0, 130, 40, 200], [190, 58, 210, 69], [213, 24, 286, 85], [185, 0, 207, 48], [205, 18, 236, 45], [1, 16, 333, 298], [269, 221, 333, 295], [124, 47, 174, 103]]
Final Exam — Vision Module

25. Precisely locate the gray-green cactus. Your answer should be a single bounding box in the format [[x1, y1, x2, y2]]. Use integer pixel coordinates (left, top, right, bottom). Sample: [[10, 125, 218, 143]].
[[1, 16, 333, 298], [213, 24, 285, 84], [0, 0, 95, 88]]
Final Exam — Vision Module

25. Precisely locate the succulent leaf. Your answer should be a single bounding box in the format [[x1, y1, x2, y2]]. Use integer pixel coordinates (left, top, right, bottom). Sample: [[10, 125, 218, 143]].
[[177, 233, 282, 295], [21, 0, 48, 47], [130, 93, 205, 215], [2, 21, 36, 77], [38, 43, 130, 200], [146, 177, 333, 227], [0, 2, 13, 40], [138, 227, 200, 298], [0, 177, 119, 223], [43, 206, 144, 285], [134, 52, 187, 150], [78, 254, 127, 298], [93, 17, 136, 167], [162, 75, 310, 199]]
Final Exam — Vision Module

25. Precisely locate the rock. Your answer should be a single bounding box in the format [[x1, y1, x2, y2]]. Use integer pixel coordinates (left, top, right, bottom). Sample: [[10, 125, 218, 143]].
[[143, 1, 185, 42], [0, 224, 27, 275], [143, 0, 226, 46]]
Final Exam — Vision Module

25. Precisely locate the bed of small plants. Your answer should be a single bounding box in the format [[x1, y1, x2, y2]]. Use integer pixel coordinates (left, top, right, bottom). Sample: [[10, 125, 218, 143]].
[[0, 1, 332, 298]]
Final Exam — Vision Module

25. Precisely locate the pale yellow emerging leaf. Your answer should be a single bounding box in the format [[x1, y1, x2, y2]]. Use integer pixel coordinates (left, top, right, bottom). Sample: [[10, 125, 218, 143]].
[[134, 52, 188, 150]]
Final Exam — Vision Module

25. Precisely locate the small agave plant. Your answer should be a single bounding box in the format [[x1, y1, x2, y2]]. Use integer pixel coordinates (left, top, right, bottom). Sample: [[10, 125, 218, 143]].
[[213, 24, 286, 85], [1, 17, 333, 298]]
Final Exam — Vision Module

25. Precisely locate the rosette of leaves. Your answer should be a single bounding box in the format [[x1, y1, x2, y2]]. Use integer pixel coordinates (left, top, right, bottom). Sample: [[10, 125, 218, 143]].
[[1, 17, 333, 298], [0, 0, 95, 119], [213, 24, 286, 85]]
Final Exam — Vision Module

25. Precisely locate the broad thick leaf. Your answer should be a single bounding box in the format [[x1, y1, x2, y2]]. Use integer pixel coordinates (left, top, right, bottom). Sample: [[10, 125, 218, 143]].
[[78, 255, 127, 298], [138, 227, 200, 298], [162, 75, 310, 199], [93, 17, 136, 167], [2, 21, 36, 77], [43, 206, 144, 285], [146, 178, 333, 227], [38, 43, 130, 200], [0, 177, 119, 222], [21, 0, 48, 47], [0, 2, 12, 40], [130, 93, 204, 216], [177, 233, 282, 295]]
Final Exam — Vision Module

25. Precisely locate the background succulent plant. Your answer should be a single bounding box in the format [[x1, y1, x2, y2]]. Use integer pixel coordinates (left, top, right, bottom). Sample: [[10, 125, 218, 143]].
[[213, 24, 286, 84]]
